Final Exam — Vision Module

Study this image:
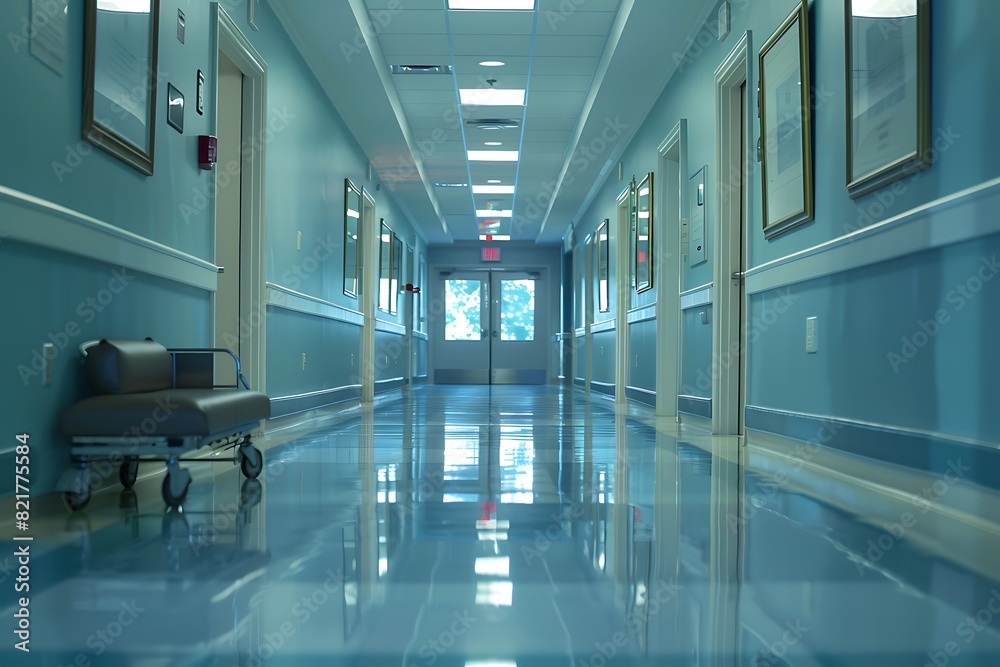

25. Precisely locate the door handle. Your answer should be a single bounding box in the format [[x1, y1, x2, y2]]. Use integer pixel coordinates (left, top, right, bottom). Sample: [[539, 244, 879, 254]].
[[492, 330, 498, 338], [481, 329, 486, 339], [731, 271, 744, 285]]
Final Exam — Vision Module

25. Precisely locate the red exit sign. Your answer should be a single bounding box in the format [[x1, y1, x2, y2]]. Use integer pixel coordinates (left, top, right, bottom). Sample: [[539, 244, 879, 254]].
[[482, 247, 501, 262]]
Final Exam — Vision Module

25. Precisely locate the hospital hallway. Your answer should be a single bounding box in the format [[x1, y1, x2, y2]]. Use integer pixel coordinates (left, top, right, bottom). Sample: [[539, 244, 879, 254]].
[[3, 385, 999, 666]]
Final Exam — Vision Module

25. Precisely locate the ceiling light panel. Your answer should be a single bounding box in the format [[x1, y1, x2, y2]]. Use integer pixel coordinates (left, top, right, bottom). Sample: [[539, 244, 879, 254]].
[[460, 89, 526, 106], [468, 150, 519, 161], [476, 209, 513, 217], [448, 0, 535, 10], [473, 185, 515, 194]]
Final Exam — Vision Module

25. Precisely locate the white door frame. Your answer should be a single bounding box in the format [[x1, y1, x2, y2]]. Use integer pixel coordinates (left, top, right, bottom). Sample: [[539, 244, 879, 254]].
[[712, 32, 752, 436], [212, 3, 267, 392], [615, 188, 631, 409], [656, 119, 687, 420], [360, 190, 377, 403]]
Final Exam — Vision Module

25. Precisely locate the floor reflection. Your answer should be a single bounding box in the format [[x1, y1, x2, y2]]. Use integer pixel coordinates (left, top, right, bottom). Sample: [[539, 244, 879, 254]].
[[3, 385, 999, 666]]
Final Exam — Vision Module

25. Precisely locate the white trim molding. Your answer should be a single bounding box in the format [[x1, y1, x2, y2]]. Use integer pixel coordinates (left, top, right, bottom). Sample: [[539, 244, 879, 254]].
[[0, 186, 219, 291], [591, 318, 616, 334], [680, 283, 712, 310], [626, 303, 657, 324], [374, 318, 406, 335], [745, 176, 1000, 295], [266, 283, 365, 326]]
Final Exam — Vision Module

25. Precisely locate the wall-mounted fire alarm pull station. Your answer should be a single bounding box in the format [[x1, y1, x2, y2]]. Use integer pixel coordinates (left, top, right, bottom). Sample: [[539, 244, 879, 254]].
[[198, 135, 218, 170]]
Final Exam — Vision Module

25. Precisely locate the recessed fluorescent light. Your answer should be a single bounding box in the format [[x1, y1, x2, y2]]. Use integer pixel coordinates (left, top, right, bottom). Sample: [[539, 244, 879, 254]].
[[473, 185, 515, 194], [476, 209, 512, 217], [479, 60, 506, 67], [487, 179, 502, 184], [852, 0, 916, 17], [449, 0, 535, 10], [434, 182, 468, 188], [460, 88, 525, 106], [480, 234, 511, 241], [484, 141, 503, 146], [97, 0, 151, 12], [468, 150, 518, 161]]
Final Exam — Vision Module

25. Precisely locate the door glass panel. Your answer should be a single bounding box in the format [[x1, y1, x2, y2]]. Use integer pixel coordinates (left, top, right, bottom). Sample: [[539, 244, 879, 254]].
[[500, 279, 534, 341], [445, 279, 482, 341]]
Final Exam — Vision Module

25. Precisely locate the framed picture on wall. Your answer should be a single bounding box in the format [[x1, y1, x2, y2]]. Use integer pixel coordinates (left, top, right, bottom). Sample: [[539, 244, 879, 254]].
[[82, 0, 160, 175], [343, 179, 362, 298], [845, 0, 931, 198], [378, 220, 392, 313], [759, 0, 814, 239], [596, 219, 610, 313], [635, 172, 653, 293]]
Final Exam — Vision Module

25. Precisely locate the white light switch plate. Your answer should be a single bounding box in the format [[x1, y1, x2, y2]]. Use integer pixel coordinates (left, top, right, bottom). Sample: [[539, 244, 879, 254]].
[[806, 317, 817, 353]]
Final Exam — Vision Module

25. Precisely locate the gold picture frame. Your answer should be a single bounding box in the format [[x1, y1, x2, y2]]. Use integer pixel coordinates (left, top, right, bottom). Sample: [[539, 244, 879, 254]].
[[845, 0, 931, 198], [596, 219, 610, 313], [759, 1, 814, 239], [635, 172, 653, 293], [82, 0, 160, 175]]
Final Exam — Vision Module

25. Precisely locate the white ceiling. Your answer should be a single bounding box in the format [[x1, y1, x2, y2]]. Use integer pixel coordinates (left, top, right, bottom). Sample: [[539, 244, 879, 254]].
[[267, 0, 716, 245]]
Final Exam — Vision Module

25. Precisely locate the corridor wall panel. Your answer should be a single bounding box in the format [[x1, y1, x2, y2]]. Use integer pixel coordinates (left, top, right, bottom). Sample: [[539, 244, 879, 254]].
[[0, 0, 425, 498], [566, 0, 1000, 475]]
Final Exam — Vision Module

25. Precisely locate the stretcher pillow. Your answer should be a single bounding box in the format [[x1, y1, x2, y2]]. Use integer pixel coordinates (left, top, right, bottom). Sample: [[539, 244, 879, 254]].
[[86, 339, 173, 395]]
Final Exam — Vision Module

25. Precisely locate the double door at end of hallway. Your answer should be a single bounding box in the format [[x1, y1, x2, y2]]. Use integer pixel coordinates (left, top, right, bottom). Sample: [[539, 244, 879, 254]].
[[435, 271, 546, 385]]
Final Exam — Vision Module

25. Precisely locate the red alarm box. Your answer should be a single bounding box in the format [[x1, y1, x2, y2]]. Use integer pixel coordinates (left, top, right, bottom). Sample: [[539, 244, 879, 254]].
[[198, 135, 217, 170]]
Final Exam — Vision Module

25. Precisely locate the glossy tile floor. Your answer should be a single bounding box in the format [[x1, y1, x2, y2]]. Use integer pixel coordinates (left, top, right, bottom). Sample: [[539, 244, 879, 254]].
[[5, 385, 1000, 665]]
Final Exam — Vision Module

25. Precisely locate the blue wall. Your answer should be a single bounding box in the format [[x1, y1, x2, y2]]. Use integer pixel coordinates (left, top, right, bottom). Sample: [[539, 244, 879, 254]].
[[0, 0, 424, 496], [567, 0, 1000, 455]]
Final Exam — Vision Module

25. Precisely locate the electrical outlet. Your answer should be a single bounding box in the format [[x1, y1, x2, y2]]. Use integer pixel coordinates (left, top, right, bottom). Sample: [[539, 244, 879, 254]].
[[806, 317, 817, 353], [301, 352, 306, 370]]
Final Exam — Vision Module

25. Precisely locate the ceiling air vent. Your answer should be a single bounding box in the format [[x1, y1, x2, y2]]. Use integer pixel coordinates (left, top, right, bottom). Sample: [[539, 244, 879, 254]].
[[390, 64, 454, 75], [466, 118, 520, 130]]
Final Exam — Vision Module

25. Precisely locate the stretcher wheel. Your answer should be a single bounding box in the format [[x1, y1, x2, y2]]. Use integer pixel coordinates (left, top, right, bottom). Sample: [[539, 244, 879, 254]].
[[162, 473, 191, 508], [63, 489, 91, 512], [240, 446, 263, 479], [119, 459, 139, 489]]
